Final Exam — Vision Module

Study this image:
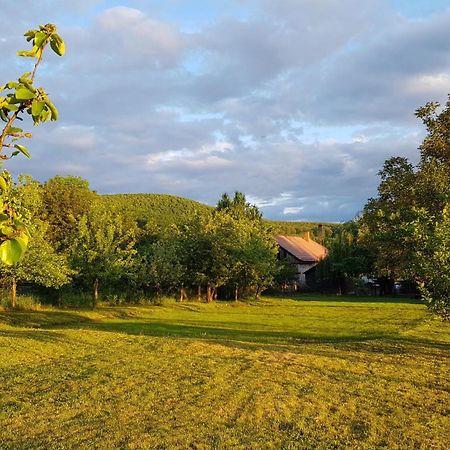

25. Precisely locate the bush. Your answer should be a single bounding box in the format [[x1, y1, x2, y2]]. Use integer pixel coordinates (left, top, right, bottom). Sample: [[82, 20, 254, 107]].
[[0, 289, 41, 310]]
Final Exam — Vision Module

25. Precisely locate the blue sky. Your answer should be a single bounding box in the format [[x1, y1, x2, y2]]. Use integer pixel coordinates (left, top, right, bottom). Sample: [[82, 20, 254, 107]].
[[1, 0, 450, 222]]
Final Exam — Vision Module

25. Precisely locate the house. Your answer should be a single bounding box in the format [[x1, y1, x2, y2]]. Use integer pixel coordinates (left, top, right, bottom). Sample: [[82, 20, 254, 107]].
[[275, 232, 328, 289]]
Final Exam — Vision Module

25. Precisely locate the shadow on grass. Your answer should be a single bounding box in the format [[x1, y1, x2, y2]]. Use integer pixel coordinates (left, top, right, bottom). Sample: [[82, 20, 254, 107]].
[[78, 320, 450, 354], [1, 305, 447, 356], [0, 329, 69, 343], [0, 310, 92, 329], [282, 294, 423, 305]]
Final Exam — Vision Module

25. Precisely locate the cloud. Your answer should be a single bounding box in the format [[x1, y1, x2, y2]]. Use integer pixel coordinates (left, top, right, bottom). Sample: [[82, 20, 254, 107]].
[[1, 0, 449, 222], [292, 9, 450, 125], [96, 7, 188, 68], [283, 207, 304, 215]]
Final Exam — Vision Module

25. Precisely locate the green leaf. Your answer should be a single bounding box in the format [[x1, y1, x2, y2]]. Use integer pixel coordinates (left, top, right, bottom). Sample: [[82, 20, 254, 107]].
[[17, 50, 36, 57], [24, 30, 36, 39], [0, 239, 25, 265], [0, 177, 7, 192], [44, 100, 58, 120], [7, 95, 21, 104], [40, 107, 51, 122], [16, 234, 29, 250], [7, 127, 23, 134], [1, 226, 14, 236], [15, 88, 35, 100], [31, 101, 45, 117], [34, 31, 47, 48], [50, 35, 65, 56], [14, 219, 27, 229], [14, 144, 31, 158], [18, 77, 36, 93], [3, 103, 18, 111], [0, 214, 9, 222]]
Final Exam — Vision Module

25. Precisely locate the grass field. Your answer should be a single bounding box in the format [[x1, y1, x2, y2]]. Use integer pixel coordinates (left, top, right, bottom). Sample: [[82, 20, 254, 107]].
[[1, 295, 449, 449]]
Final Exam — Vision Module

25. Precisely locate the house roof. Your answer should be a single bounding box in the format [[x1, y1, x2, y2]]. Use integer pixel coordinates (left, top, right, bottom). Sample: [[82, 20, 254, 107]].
[[275, 235, 328, 263]]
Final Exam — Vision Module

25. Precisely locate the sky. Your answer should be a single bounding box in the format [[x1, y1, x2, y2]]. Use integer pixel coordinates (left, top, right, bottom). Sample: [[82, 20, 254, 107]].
[[1, 0, 450, 222]]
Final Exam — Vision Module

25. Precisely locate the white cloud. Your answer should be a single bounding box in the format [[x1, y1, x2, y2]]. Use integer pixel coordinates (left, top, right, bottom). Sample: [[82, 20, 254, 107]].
[[352, 134, 369, 144], [283, 207, 304, 215], [403, 73, 450, 96], [97, 7, 188, 67]]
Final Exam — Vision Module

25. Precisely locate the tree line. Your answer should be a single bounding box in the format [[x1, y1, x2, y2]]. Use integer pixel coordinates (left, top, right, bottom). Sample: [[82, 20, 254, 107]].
[[1, 183, 297, 308]]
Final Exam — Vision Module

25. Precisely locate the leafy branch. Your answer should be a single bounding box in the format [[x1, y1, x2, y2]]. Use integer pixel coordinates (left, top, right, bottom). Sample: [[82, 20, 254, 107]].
[[0, 24, 65, 265]]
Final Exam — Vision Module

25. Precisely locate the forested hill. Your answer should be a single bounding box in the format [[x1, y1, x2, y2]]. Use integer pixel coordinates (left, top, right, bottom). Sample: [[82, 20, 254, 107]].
[[101, 193, 339, 236], [101, 194, 212, 228]]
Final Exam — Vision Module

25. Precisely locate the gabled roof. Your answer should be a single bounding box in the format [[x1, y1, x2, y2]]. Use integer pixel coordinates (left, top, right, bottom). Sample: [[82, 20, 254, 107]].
[[275, 235, 328, 263]]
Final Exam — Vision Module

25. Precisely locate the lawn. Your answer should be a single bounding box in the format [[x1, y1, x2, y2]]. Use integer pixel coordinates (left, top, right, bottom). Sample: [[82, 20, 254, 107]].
[[1, 295, 449, 449]]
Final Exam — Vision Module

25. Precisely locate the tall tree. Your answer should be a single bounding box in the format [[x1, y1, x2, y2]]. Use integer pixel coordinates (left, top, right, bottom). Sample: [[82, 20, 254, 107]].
[[359, 157, 417, 280], [41, 176, 98, 250], [216, 191, 262, 220], [361, 97, 450, 317]]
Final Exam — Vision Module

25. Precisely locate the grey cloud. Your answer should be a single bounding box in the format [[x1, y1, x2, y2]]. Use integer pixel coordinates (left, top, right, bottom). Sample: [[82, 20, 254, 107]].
[[1, 1, 448, 223], [292, 10, 450, 125]]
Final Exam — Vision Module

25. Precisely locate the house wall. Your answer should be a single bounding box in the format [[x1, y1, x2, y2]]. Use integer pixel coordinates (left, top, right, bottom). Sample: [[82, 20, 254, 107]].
[[296, 263, 317, 285], [277, 247, 317, 286]]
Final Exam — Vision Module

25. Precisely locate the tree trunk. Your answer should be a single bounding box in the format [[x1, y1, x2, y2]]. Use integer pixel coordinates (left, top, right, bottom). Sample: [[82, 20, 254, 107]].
[[206, 284, 211, 303], [255, 284, 261, 300], [206, 283, 214, 303], [197, 285, 201, 302], [337, 278, 342, 296], [92, 278, 99, 309], [235, 284, 238, 301], [11, 277, 17, 309], [179, 286, 187, 302]]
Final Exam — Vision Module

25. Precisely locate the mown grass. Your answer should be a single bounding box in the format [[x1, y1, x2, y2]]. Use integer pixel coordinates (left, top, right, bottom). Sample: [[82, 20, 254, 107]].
[[0, 295, 449, 449]]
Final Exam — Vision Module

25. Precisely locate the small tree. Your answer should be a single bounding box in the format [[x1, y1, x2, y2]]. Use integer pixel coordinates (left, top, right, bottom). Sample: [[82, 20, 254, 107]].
[[317, 222, 374, 295], [1, 220, 73, 307], [148, 237, 188, 300], [202, 195, 277, 300], [0, 175, 72, 307], [0, 24, 65, 266], [70, 205, 136, 309], [236, 234, 278, 299]]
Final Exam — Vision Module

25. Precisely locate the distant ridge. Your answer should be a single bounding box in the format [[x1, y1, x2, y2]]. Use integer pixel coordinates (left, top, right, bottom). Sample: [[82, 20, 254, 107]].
[[101, 193, 212, 228], [101, 193, 340, 236]]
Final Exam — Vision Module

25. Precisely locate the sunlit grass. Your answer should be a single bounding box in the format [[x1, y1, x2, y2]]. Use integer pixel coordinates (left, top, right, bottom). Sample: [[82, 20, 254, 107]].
[[1, 296, 449, 449]]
